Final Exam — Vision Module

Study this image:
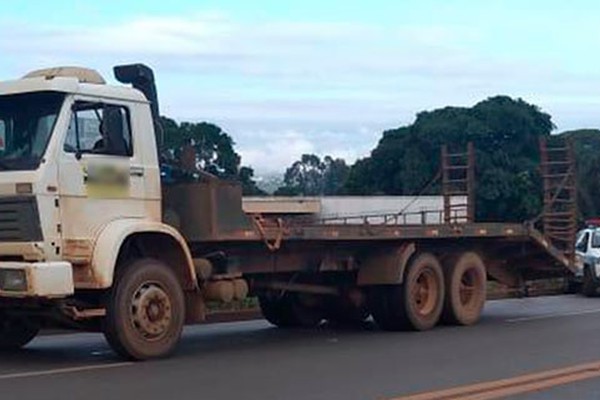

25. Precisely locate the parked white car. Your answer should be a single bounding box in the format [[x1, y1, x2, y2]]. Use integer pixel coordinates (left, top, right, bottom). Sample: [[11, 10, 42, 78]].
[[574, 228, 600, 296]]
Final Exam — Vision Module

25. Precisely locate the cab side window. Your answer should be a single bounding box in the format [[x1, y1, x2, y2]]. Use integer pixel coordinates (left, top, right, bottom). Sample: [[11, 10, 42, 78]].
[[64, 102, 132, 157], [576, 232, 590, 253]]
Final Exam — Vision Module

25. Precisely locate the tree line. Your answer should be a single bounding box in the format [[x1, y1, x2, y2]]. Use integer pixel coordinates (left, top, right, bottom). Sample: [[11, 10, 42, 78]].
[[160, 97, 600, 222]]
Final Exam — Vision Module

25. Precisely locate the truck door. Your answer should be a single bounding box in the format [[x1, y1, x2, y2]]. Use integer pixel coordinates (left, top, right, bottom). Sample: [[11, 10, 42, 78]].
[[57, 100, 146, 266]]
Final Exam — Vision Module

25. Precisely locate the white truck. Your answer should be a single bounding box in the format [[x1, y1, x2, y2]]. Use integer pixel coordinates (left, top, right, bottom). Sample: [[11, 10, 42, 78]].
[[0, 64, 575, 360]]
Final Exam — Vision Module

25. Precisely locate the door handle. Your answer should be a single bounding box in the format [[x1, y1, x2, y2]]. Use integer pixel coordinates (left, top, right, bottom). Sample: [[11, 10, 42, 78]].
[[130, 166, 144, 177]]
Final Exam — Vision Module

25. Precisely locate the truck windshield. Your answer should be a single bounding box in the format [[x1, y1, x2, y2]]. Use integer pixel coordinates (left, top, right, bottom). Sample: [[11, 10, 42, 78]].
[[0, 91, 65, 171]]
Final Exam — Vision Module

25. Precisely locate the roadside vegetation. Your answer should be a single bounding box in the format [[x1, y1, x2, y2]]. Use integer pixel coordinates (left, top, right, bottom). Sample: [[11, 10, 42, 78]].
[[160, 95, 600, 222]]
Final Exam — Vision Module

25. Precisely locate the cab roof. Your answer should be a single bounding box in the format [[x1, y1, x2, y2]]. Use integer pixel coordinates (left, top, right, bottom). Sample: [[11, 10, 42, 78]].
[[0, 75, 149, 103]]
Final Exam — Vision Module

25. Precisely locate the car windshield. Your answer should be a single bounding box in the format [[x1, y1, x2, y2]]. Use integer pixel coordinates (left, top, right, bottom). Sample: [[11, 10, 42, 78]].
[[0, 91, 65, 171]]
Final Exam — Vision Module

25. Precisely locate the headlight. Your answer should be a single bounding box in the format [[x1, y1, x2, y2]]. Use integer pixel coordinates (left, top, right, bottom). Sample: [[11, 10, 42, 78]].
[[0, 269, 27, 292]]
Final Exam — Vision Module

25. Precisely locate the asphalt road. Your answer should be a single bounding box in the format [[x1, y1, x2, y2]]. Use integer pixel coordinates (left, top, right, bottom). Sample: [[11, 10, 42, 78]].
[[2, 295, 600, 399]]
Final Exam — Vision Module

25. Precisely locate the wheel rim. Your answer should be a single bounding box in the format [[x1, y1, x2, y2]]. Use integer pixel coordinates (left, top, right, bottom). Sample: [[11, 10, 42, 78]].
[[458, 267, 480, 309], [410, 268, 439, 316], [130, 282, 173, 341]]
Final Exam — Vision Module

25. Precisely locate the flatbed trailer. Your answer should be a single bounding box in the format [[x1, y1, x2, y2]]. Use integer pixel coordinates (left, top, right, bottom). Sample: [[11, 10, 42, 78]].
[[162, 137, 576, 335], [163, 140, 574, 284], [0, 63, 577, 360]]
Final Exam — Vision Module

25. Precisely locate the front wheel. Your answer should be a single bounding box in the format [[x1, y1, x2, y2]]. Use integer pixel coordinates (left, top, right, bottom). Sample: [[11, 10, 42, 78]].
[[0, 314, 39, 350], [103, 258, 185, 360]]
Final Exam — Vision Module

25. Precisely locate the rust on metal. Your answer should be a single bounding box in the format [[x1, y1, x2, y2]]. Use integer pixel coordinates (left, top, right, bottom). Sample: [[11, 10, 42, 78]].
[[167, 143, 573, 281], [357, 242, 416, 285], [162, 180, 254, 242], [251, 215, 284, 251], [71, 263, 101, 288], [254, 280, 340, 295], [62, 239, 93, 264], [441, 142, 475, 224], [63, 306, 106, 320], [538, 137, 577, 267]]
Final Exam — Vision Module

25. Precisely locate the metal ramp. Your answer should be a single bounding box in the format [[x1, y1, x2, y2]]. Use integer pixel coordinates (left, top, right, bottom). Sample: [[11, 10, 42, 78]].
[[441, 142, 475, 224], [539, 137, 577, 264]]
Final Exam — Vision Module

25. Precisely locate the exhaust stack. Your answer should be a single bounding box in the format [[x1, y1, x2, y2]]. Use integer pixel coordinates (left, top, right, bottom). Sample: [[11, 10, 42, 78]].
[[113, 64, 163, 151]]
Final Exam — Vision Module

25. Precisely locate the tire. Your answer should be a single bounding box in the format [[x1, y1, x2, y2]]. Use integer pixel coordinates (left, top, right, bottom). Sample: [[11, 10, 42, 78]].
[[325, 291, 369, 327], [259, 292, 322, 328], [0, 314, 39, 350], [564, 277, 581, 295], [582, 266, 598, 297], [258, 293, 295, 328], [326, 304, 369, 327], [103, 258, 185, 360], [442, 252, 487, 326], [369, 252, 444, 331]]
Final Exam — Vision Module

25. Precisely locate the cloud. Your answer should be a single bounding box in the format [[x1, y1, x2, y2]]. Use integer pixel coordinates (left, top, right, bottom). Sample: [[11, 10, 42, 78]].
[[238, 130, 315, 172], [2, 13, 600, 174]]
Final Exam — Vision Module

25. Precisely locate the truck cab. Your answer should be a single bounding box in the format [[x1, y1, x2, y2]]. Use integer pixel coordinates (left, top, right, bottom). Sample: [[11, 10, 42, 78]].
[[0, 66, 165, 291], [0, 65, 199, 359]]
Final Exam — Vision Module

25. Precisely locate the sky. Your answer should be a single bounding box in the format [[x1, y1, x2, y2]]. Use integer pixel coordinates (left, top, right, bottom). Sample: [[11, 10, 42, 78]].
[[2, 0, 600, 175]]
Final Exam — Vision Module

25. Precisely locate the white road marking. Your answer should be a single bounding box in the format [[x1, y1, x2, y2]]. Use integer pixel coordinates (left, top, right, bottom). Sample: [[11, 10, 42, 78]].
[[506, 308, 600, 323], [0, 362, 133, 380]]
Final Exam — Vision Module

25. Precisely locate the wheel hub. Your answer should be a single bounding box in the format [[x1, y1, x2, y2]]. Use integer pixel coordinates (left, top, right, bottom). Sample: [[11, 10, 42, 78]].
[[458, 267, 481, 309], [130, 283, 172, 340], [459, 270, 476, 306], [411, 269, 438, 316]]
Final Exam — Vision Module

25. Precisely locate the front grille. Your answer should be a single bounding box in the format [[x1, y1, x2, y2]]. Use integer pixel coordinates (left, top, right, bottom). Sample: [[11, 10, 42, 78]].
[[0, 196, 42, 242]]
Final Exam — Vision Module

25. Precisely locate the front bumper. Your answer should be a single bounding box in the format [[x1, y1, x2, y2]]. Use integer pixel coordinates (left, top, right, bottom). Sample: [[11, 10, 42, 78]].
[[0, 262, 74, 298]]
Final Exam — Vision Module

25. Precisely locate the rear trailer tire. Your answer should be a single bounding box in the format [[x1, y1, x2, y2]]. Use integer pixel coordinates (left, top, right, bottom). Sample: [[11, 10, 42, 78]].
[[0, 315, 39, 350], [369, 253, 444, 331], [103, 258, 185, 361], [442, 252, 487, 326]]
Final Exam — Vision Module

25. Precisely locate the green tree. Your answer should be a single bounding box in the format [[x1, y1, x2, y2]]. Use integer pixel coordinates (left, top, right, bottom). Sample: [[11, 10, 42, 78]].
[[275, 154, 350, 196], [322, 156, 351, 195], [345, 96, 554, 222], [160, 117, 263, 195], [560, 129, 600, 220]]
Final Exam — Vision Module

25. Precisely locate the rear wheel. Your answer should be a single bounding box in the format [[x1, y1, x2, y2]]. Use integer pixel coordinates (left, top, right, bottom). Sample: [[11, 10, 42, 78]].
[[563, 275, 581, 294], [442, 252, 487, 325], [258, 293, 294, 327], [326, 300, 369, 327], [103, 258, 185, 360], [369, 253, 444, 331], [325, 290, 369, 326], [259, 292, 323, 328], [0, 314, 39, 350]]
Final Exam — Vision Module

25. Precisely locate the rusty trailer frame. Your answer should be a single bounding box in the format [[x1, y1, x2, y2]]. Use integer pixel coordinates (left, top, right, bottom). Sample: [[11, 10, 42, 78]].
[[164, 141, 577, 291]]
